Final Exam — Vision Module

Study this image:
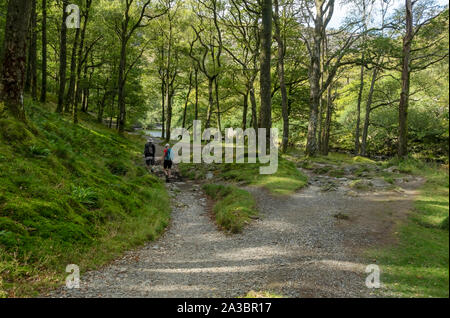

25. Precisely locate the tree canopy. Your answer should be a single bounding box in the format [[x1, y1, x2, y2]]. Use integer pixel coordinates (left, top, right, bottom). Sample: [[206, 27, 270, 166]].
[[0, 0, 448, 160]]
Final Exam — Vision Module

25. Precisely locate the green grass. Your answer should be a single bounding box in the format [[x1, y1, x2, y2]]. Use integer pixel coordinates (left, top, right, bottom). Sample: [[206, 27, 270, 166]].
[[368, 160, 449, 298], [203, 184, 257, 234], [349, 179, 373, 191], [181, 155, 308, 195], [304, 152, 377, 166], [0, 98, 170, 297]]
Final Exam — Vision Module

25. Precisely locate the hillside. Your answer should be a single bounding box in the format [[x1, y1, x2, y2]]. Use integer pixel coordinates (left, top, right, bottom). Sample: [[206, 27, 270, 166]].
[[0, 98, 170, 297]]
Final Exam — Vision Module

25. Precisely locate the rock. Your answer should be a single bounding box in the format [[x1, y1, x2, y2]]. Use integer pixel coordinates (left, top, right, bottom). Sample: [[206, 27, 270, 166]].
[[205, 172, 214, 180], [346, 190, 359, 197], [371, 178, 390, 188], [349, 179, 373, 190], [383, 166, 400, 173], [344, 165, 359, 174]]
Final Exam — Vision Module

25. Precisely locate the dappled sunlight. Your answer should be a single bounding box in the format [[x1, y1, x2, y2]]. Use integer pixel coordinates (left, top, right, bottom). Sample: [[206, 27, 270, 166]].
[[317, 259, 366, 272], [215, 246, 291, 261], [141, 263, 273, 274], [1, 0, 447, 299], [129, 284, 218, 293], [360, 195, 414, 203]]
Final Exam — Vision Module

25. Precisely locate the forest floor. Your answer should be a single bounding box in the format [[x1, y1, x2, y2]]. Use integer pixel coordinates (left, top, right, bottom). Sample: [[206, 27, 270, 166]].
[[46, 141, 428, 298]]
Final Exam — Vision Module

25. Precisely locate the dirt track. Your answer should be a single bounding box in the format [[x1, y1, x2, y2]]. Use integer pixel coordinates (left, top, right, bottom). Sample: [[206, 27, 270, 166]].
[[47, 149, 423, 297]]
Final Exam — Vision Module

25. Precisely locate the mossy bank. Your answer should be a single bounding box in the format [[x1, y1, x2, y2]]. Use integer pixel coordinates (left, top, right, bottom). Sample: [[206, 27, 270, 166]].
[[0, 99, 170, 297]]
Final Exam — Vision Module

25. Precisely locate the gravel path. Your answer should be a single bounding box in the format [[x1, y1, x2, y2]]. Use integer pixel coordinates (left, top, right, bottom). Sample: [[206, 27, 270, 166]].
[[48, 165, 422, 298]]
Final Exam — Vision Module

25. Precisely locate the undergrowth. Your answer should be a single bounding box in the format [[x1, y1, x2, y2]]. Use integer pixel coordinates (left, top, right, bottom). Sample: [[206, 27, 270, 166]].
[[0, 98, 170, 297], [203, 184, 257, 233]]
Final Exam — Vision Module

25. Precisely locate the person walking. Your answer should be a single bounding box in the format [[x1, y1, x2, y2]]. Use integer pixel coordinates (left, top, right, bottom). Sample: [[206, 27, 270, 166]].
[[162, 143, 173, 182], [144, 138, 156, 173]]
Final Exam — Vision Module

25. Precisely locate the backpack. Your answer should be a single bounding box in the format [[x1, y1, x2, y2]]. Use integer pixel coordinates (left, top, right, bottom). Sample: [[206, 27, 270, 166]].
[[144, 143, 154, 156], [165, 148, 174, 161]]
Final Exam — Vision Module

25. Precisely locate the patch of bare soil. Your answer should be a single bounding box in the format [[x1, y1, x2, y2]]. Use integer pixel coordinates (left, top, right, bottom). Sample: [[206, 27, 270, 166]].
[[299, 166, 425, 251]]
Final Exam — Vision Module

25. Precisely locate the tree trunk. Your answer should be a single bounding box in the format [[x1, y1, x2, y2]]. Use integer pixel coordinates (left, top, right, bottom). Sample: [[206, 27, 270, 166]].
[[354, 55, 364, 155], [0, 0, 33, 121], [117, 35, 127, 133], [259, 0, 272, 144], [81, 62, 90, 112], [306, 22, 322, 156], [305, 0, 335, 156], [317, 36, 326, 152], [242, 91, 248, 130], [398, 0, 413, 158], [360, 66, 378, 156], [74, 1, 91, 124], [161, 77, 165, 139], [321, 85, 333, 155], [206, 77, 214, 129], [165, 21, 173, 141], [165, 84, 174, 141], [306, 63, 320, 156], [25, 22, 31, 94], [214, 76, 222, 132], [109, 89, 116, 129], [194, 67, 198, 121], [66, 26, 80, 113], [249, 80, 258, 131], [97, 89, 108, 123], [274, 0, 288, 152], [40, 0, 47, 103], [56, 0, 68, 113], [24, 0, 37, 100], [182, 70, 193, 129], [30, 0, 37, 101]]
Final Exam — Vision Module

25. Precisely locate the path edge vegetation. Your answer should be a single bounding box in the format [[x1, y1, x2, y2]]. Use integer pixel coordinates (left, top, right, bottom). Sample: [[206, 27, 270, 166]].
[[203, 184, 258, 234], [0, 99, 172, 298], [180, 155, 308, 196], [366, 159, 449, 298]]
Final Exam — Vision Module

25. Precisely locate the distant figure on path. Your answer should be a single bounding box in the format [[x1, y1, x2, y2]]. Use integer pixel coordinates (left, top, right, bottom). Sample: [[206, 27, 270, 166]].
[[144, 138, 156, 173], [162, 143, 173, 182]]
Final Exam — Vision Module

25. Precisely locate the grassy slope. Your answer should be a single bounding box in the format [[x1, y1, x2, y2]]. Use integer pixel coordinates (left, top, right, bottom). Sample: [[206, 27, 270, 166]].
[[203, 184, 257, 233], [0, 99, 170, 297]]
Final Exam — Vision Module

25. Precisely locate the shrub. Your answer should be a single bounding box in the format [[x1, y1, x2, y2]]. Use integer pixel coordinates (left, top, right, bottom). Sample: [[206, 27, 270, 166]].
[[52, 142, 72, 159], [71, 186, 100, 208], [29, 144, 51, 157], [0, 217, 28, 236], [106, 159, 129, 176], [203, 184, 257, 233]]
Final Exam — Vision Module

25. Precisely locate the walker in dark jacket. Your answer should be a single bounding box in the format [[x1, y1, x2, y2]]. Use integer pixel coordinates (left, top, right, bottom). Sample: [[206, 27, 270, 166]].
[[144, 138, 156, 172]]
